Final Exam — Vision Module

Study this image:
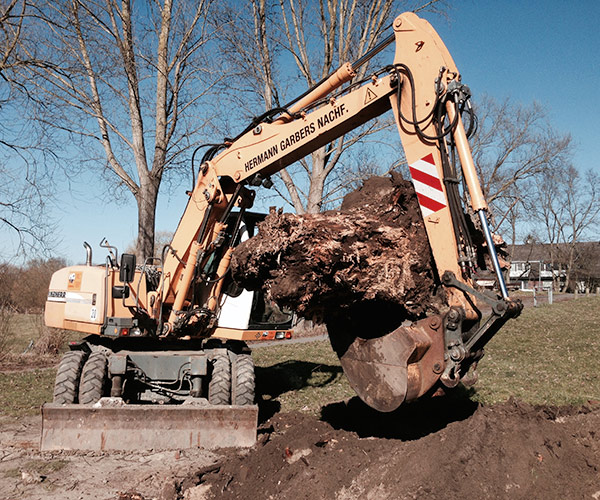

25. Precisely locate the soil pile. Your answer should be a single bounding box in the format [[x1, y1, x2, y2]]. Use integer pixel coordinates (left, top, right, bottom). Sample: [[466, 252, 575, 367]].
[[182, 398, 600, 500], [2, 397, 598, 499], [231, 174, 445, 336]]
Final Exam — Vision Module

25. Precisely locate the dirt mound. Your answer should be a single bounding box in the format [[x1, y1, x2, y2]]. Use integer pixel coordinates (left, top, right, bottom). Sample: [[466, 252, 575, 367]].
[[182, 398, 600, 500], [231, 174, 445, 336]]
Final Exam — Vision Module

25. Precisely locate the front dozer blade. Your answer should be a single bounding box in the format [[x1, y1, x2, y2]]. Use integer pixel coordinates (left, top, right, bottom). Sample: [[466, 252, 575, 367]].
[[40, 402, 258, 451], [329, 316, 445, 412]]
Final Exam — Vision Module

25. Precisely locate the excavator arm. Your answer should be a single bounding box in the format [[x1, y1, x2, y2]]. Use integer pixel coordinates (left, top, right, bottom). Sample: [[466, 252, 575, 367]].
[[146, 12, 522, 411]]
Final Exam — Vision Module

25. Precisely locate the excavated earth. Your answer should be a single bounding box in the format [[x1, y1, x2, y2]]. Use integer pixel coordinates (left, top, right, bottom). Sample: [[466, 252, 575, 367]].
[[188, 398, 600, 500], [1, 398, 599, 499]]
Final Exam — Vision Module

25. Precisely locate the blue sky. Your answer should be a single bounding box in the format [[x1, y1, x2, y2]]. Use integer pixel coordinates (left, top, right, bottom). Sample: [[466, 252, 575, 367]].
[[435, 0, 598, 171], [3, 0, 598, 264]]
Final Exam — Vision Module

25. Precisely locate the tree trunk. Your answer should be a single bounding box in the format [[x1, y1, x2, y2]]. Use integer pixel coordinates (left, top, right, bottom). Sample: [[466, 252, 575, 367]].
[[135, 177, 160, 260], [305, 149, 327, 213], [18, 0, 215, 262]]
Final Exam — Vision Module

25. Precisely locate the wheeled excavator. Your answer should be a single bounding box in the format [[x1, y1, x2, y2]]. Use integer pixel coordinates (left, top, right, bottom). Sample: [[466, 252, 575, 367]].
[[42, 12, 522, 450]]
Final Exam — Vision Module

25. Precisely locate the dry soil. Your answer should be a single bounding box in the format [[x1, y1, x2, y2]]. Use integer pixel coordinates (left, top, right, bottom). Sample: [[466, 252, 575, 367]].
[[2, 397, 599, 500]]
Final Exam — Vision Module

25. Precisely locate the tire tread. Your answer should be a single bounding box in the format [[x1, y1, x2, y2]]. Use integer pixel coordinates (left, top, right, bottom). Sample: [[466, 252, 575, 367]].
[[208, 351, 231, 405], [78, 352, 107, 405], [53, 351, 87, 404], [232, 354, 255, 406]]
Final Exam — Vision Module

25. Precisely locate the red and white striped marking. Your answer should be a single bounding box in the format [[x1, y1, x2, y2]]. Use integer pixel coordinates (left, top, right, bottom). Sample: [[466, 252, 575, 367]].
[[408, 153, 447, 217]]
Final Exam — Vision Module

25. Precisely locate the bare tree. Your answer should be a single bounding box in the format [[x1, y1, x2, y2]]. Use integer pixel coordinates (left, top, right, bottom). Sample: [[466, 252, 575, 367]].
[[18, 0, 218, 259], [527, 165, 600, 291], [0, 156, 56, 257], [470, 96, 572, 237], [0, 0, 56, 255], [0, 0, 27, 84], [216, 0, 442, 214]]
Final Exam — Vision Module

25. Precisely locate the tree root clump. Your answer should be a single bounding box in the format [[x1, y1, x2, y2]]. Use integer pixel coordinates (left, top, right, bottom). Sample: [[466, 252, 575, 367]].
[[231, 173, 446, 335]]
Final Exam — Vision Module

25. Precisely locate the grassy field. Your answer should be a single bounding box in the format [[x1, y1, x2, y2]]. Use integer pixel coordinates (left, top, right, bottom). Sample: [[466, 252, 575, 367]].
[[2, 313, 46, 353], [0, 369, 56, 417], [256, 296, 600, 413], [1, 296, 599, 418], [0, 312, 74, 417], [473, 296, 600, 406], [253, 340, 355, 416]]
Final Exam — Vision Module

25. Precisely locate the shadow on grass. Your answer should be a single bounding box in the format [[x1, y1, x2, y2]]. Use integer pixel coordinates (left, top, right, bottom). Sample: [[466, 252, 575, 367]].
[[255, 360, 343, 423], [321, 386, 479, 441]]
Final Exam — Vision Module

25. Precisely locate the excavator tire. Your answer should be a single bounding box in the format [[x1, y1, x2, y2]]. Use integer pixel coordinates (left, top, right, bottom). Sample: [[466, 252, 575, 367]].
[[78, 352, 108, 405], [53, 351, 87, 404], [232, 354, 255, 405], [208, 350, 231, 405]]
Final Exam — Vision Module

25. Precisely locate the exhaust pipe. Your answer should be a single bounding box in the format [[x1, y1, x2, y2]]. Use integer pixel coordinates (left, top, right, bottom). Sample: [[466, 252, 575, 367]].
[[83, 241, 92, 266]]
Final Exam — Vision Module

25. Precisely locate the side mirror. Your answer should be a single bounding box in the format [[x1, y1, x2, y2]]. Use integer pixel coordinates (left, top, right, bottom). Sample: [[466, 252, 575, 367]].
[[119, 253, 136, 283]]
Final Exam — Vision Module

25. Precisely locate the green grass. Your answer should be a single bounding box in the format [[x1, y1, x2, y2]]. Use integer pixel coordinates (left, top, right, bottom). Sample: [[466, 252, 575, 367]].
[[253, 341, 355, 415], [0, 312, 73, 417], [1, 298, 598, 418], [253, 297, 600, 413], [0, 369, 56, 417], [2, 313, 44, 353], [2, 312, 78, 355], [473, 296, 600, 406]]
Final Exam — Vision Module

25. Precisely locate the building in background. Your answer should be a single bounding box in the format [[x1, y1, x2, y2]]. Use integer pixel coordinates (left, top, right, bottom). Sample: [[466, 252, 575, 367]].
[[508, 242, 600, 293]]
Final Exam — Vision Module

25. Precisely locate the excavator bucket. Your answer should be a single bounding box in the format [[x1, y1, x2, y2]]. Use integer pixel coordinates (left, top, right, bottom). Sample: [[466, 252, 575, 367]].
[[329, 315, 445, 412], [40, 402, 258, 451]]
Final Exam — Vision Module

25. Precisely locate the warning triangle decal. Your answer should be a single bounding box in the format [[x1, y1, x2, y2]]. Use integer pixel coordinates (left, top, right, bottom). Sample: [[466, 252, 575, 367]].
[[364, 87, 378, 105]]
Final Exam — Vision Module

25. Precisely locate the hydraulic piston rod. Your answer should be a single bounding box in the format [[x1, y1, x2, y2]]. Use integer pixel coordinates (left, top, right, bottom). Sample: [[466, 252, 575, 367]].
[[445, 101, 509, 299], [478, 210, 510, 299], [281, 31, 396, 119]]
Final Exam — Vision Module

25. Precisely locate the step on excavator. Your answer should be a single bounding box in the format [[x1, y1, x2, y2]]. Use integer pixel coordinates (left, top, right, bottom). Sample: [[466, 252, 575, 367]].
[[42, 12, 522, 451]]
